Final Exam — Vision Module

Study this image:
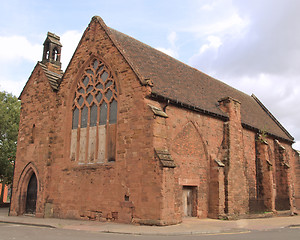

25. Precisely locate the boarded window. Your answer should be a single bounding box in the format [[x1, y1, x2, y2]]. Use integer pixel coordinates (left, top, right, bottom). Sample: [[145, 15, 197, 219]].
[[70, 59, 118, 163]]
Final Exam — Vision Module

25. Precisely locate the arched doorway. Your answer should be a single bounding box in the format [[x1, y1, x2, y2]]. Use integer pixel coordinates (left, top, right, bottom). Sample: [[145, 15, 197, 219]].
[[25, 173, 37, 214]]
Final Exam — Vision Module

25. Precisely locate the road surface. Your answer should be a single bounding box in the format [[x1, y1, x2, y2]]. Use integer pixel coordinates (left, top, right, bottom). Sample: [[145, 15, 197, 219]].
[[0, 223, 299, 240]]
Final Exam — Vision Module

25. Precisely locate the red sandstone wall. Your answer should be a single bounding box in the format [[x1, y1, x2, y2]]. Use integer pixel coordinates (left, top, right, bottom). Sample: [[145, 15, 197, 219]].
[[11, 18, 162, 224], [280, 142, 298, 211], [219, 98, 249, 216], [10, 64, 58, 217], [44, 19, 161, 224], [147, 95, 297, 223], [243, 129, 256, 202], [294, 152, 300, 209], [147, 99, 225, 221], [244, 132, 297, 213]]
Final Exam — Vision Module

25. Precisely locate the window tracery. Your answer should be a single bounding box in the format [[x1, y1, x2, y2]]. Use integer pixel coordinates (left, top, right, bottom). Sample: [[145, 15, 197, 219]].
[[70, 59, 118, 164]]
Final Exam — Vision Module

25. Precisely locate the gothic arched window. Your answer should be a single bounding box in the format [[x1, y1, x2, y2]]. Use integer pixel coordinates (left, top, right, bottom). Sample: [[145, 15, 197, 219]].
[[70, 59, 118, 163]]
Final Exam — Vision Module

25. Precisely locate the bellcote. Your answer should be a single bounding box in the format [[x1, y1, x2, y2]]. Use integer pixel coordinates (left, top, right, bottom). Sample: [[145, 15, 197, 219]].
[[42, 32, 62, 69]]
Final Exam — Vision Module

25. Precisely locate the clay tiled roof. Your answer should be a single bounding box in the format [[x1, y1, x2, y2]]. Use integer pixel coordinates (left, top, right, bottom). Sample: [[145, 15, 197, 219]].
[[96, 16, 294, 142], [39, 62, 63, 91]]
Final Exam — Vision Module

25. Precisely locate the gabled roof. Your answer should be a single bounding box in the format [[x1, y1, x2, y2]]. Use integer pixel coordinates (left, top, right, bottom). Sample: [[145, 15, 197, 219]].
[[73, 16, 295, 142], [94, 17, 293, 142]]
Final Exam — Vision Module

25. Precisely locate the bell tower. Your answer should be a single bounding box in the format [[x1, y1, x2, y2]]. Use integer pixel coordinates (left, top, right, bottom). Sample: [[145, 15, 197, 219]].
[[42, 32, 62, 69]]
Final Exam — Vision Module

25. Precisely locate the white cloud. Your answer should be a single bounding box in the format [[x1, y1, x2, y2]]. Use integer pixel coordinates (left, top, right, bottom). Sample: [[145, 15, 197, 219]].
[[201, 3, 215, 11], [0, 35, 42, 62], [156, 31, 179, 58], [0, 30, 82, 96], [0, 31, 82, 68], [181, 1, 249, 40], [218, 72, 300, 150], [0, 35, 42, 96], [167, 31, 177, 46], [193, 13, 247, 37], [199, 35, 222, 54], [60, 30, 83, 70], [0, 77, 26, 97], [156, 47, 178, 58]]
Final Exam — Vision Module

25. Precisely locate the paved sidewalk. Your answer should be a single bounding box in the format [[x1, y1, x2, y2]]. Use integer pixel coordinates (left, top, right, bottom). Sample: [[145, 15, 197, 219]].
[[0, 208, 300, 235]]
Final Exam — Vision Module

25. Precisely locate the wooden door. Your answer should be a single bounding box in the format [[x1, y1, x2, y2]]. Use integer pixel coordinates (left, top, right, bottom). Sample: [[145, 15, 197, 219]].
[[25, 174, 37, 214], [183, 187, 193, 217]]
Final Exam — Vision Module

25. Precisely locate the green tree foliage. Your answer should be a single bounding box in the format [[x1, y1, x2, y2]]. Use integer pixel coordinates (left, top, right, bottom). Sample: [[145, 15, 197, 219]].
[[0, 91, 20, 185]]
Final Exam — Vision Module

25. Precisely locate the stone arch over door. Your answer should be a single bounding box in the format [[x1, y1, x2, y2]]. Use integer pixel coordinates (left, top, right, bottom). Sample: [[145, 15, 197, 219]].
[[15, 162, 40, 215], [171, 121, 209, 218], [25, 173, 37, 214]]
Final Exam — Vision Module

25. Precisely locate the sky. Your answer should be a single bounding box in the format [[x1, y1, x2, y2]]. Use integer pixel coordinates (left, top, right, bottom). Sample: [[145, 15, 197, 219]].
[[0, 0, 299, 149]]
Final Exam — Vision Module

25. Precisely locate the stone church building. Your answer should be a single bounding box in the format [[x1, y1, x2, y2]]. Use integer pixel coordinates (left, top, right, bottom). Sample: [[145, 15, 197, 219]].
[[10, 16, 300, 225]]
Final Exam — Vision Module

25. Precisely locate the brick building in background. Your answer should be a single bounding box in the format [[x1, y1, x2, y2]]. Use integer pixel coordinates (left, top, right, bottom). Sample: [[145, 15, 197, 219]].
[[10, 16, 300, 225]]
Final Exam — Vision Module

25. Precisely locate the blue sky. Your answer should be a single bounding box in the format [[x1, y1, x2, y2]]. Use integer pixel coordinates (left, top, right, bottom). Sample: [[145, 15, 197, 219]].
[[0, 0, 300, 149]]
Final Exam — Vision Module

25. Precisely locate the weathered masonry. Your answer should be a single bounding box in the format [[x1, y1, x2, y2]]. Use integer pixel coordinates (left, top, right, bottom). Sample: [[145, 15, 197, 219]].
[[10, 16, 300, 225]]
